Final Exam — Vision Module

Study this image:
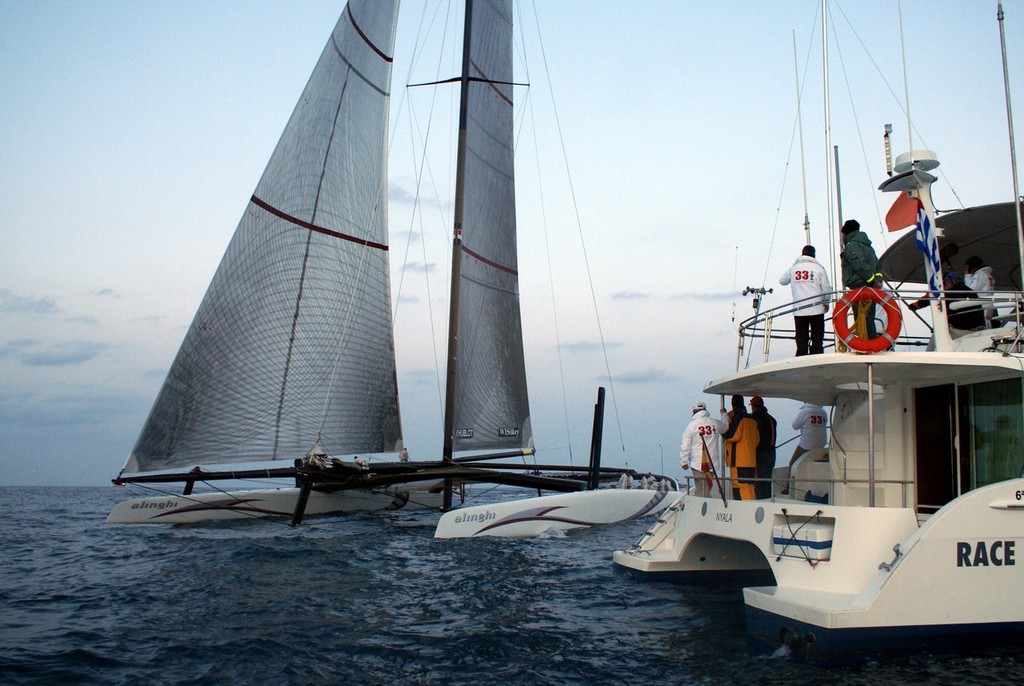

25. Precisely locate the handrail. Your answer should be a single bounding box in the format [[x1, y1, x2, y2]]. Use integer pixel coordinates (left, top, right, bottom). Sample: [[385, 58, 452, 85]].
[[681, 473, 913, 507], [735, 287, 1024, 361]]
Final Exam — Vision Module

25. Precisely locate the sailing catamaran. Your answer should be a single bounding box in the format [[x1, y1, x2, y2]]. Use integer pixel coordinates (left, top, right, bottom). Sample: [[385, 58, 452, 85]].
[[613, 1, 1024, 659], [108, 0, 675, 525]]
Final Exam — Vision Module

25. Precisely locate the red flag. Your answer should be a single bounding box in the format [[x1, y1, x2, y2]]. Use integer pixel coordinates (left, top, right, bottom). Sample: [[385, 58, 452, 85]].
[[885, 190, 918, 232], [700, 439, 714, 490]]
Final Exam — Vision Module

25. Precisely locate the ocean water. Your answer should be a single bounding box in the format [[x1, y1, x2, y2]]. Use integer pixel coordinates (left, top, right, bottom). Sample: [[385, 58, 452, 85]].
[[0, 487, 1020, 685]]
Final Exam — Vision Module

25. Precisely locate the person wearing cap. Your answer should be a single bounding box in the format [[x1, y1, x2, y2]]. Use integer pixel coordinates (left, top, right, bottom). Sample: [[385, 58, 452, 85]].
[[908, 271, 985, 336], [840, 219, 883, 340], [720, 395, 759, 501], [780, 245, 832, 355], [964, 256, 995, 326], [749, 396, 777, 499], [679, 401, 726, 496]]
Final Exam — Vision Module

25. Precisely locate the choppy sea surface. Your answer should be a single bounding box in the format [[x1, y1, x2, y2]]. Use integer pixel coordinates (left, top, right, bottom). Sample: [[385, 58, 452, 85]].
[[1, 486, 1020, 685]]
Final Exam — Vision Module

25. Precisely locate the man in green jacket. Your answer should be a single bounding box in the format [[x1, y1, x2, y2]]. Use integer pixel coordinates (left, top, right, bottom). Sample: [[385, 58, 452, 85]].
[[840, 219, 882, 339]]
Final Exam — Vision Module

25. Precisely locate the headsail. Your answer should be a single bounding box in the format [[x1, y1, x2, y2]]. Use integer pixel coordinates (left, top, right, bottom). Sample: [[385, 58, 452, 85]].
[[123, 0, 403, 473], [448, 0, 532, 453]]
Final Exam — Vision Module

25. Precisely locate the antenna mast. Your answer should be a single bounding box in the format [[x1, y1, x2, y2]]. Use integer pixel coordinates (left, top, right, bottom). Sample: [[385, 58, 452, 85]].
[[822, 0, 840, 288], [793, 30, 811, 246], [997, 2, 1024, 289]]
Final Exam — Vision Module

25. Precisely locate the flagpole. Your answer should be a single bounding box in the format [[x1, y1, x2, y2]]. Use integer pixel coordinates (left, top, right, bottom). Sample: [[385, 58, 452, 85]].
[[997, 3, 1024, 291], [699, 433, 728, 508]]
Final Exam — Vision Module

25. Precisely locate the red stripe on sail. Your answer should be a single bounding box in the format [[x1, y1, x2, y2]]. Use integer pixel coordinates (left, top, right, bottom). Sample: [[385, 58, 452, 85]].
[[470, 60, 512, 107], [347, 5, 393, 63], [462, 244, 517, 276], [251, 195, 388, 251]]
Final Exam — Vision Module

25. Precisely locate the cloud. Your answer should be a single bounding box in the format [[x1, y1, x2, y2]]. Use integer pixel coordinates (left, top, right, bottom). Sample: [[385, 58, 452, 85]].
[[94, 288, 123, 299], [611, 290, 738, 302], [612, 368, 676, 384], [388, 180, 419, 205], [561, 340, 617, 353], [64, 314, 99, 325], [0, 289, 59, 315], [396, 293, 420, 305], [668, 291, 737, 301], [0, 339, 108, 367], [0, 388, 137, 428], [401, 261, 437, 274]]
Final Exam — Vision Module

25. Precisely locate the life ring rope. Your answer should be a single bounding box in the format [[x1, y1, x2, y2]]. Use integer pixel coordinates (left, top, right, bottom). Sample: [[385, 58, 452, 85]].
[[832, 287, 902, 354]]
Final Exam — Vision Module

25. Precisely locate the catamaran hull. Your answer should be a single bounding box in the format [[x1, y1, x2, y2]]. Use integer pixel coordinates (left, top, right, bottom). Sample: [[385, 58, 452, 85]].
[[613, 480, 1024, 661], [433, 487, 681, 538], [107, 486, 443, 524], [744, 605, 1024, 663]]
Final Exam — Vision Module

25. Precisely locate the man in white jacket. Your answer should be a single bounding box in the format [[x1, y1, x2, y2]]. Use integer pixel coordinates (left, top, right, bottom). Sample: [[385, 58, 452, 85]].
[[964, 255, 996, 327], [779, 245, 832, 355], [680, 401, 726, 496], [783, 402, 828, 495]]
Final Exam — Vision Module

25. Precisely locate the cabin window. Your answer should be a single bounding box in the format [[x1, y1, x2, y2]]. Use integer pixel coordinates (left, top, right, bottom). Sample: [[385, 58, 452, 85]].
[[962, 378, 1024, 490]]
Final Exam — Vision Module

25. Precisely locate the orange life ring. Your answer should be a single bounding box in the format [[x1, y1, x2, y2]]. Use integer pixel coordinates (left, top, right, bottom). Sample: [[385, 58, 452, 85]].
[[832, 287, 902, 353]]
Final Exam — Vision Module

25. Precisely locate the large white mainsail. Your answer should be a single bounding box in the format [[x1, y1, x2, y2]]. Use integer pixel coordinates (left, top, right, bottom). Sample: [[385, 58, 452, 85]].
[[123, 0, 403, 474], [446, 0, 532, 455]]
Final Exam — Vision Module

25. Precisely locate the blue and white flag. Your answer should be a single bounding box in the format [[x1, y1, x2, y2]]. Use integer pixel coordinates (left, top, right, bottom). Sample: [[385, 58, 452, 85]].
[[915, 200, 942, 297]]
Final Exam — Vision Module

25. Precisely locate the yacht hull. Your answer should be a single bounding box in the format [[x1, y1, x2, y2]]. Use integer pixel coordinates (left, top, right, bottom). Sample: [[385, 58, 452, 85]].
[[613, 480, 1024, 660], [107, 485, 443, 524], [434, 487, 680, 538]]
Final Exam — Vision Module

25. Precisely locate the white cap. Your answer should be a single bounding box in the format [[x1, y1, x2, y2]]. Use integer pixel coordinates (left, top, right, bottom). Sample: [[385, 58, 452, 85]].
[[692, 402, 706, 413]]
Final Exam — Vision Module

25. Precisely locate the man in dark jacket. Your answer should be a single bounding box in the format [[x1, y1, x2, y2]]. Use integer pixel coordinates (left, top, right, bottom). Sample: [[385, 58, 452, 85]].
[[908, 271, 985, 335], [840, 219, 882, 339], [720, 395, 759, 501], [749, 396, 777, 499]]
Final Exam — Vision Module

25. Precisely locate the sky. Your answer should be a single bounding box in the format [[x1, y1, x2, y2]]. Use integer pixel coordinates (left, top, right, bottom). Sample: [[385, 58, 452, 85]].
[[2, 0, 1022, 487]]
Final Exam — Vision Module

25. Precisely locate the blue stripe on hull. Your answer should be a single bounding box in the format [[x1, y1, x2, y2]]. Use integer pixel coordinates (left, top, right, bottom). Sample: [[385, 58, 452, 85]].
[[746, 604, 1024, 664], [771, 536, 833, 550]]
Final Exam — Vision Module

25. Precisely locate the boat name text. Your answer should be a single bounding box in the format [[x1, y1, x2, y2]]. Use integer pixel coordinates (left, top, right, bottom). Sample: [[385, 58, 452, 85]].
[[130, 500, 180, 511], [956, 540, 1016, 567], [454, 510, 496, 524], [716, 512, 732, 523]]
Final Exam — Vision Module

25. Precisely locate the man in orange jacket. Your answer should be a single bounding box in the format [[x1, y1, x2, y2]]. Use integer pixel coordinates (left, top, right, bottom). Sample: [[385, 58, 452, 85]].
[[721, 395, 759, 500]]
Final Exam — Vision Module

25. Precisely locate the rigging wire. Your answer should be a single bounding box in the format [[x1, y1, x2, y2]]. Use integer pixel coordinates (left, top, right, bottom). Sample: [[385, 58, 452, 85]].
[[515, 0, 576, 466], [322, 1, 452, 459], [830, 1, 965, 210], [527, 0, 627, 456], [390, 0, 457, 432], [827, 8, 888, 248], [755, 8, 820, 323], [316, 95, 380, 448]]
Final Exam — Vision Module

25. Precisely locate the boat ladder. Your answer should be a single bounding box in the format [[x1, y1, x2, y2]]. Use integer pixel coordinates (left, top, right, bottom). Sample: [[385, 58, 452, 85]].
[[625, 497, 684, 554]]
